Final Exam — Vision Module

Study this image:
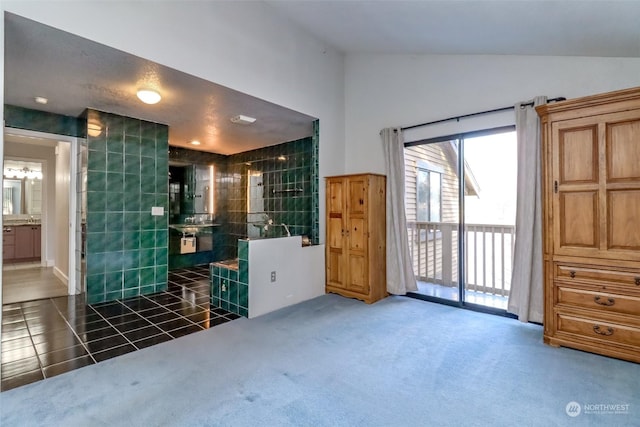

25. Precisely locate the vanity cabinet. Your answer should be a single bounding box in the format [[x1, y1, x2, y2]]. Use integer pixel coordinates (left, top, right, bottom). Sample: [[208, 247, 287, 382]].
[[325, 173, 387, 304], [537, 86, 640, 363], [4, 225, 41, 262]]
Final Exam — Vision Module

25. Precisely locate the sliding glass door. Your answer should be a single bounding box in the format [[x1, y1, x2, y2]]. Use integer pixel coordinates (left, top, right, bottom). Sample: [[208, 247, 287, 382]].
[[405, 129, 517, 311]]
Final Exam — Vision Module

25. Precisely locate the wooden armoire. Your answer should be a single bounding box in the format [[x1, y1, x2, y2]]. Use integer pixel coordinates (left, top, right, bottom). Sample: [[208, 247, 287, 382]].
[[537, 87, 640, 363], [325, 173, 387, 304]]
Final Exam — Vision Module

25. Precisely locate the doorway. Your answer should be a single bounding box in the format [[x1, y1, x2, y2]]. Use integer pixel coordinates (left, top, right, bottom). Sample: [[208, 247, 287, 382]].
[[404, 128, 517, 312], [2, 128, 80, 304]]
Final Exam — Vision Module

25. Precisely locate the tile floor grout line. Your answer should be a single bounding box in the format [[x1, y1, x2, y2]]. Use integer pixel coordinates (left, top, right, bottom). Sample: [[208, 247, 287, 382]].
[[49, 297, 99, 366]]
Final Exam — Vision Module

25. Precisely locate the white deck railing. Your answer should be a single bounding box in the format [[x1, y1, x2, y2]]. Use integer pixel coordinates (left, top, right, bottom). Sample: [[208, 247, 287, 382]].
[[407, 222, 515, 297]]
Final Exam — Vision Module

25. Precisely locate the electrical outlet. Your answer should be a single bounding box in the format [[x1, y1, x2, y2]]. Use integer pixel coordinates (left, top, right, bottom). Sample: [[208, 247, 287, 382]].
[[221, 280, 227, 292], [270, 271, 276, 282]]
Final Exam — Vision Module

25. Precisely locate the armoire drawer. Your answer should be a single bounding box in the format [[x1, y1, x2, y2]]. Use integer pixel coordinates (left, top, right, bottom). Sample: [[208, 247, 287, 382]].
[[557, 314, 640, 348], [555, 263, 640, 288], [556, 285, 640, 316]]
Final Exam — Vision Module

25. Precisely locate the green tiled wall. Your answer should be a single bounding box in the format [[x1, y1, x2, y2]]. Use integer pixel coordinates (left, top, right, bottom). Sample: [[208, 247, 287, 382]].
[[4, 104, 85, 137], [84, 109, 169, 304], [311, 120, 320, 245], [210, 239, 249, 317], [169, 135, 319, 269], [224, 137, 314, 255]]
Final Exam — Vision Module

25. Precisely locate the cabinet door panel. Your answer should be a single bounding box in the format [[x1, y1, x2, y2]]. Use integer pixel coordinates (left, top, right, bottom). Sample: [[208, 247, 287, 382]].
[[328, 181, 344, 213], [328, 216, 343, 249], [558, 125, 598, 185], [348, 218, 366, 251], [558, 191, 598, 249], [607, 119, 640, 182], [14, 226, 34, 259], [347, 254, 368, 293], [348, 178, 367, 215], [608, 190, 640, 251], [327, 249, 344, 288]]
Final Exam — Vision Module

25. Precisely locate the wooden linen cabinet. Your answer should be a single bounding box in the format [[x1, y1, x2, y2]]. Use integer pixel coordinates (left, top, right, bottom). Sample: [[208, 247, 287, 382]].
[[537, 86, 640, 363], [325, 173, 387, 304]]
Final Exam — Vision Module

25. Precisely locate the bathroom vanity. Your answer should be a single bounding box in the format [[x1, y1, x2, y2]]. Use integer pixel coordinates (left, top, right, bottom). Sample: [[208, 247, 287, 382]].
[[3, 222, 41, 263]]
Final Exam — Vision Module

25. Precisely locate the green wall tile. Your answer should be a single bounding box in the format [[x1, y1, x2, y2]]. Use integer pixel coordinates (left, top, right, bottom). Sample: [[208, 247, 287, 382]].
[[84, 109, 168, 304]]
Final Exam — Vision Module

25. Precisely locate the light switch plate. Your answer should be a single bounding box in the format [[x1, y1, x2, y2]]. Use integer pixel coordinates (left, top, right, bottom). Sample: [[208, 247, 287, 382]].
[[151, 206, 164, 216]]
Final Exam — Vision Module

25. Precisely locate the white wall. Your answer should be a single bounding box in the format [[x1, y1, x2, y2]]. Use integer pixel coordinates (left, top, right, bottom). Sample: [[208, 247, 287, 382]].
[[345, 54, 640, 174], [55, 141, 70, 281], [248, 236, 325, 318], [2, 0, 348, 244], [4, 141, 56, 265]]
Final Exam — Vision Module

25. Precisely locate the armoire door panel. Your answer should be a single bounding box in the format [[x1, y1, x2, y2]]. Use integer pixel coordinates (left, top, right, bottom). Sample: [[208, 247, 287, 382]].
[[327, 249, 344, 288], [348, 218, 366, 251], [608, 190, 640, 251], [348, 179, 367, 215], [328, 181, 344, 213], [558, 191, 598, 249], [607, 119, 640, 182], [558, 126, 599, 185], [347, 254, 368, 293], [328, 216, 344, 249]]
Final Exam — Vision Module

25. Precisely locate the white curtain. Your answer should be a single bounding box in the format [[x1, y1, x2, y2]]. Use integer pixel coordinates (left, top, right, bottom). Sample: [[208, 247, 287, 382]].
[[381, 128, 417, 294], [508, 96, 547, 323]]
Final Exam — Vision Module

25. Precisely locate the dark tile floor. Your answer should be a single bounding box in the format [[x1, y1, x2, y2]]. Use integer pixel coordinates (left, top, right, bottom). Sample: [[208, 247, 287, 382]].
[[1, 265, 238, 392]]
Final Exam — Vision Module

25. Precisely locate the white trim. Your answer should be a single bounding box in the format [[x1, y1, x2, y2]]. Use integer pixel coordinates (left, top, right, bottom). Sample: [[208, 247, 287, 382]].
[[53, 265, 69, 286]]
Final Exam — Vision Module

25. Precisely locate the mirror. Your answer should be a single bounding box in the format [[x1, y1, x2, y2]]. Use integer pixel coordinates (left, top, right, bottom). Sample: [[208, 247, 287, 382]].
[[247, 170, 264, 238], [2, 160, 43, 215], [168, 163, 214, 220]]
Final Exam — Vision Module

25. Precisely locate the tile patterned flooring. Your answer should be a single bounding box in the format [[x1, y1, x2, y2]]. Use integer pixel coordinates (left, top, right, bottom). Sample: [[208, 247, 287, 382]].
[[1, 266, 237, 392]]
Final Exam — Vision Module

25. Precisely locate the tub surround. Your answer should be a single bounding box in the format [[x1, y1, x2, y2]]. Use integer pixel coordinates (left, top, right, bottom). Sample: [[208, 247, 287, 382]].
[[211, 236, 325, 319]]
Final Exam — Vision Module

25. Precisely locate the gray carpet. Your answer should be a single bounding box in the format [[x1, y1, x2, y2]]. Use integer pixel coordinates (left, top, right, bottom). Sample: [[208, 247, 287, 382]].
[[1, 294, 637, 426]]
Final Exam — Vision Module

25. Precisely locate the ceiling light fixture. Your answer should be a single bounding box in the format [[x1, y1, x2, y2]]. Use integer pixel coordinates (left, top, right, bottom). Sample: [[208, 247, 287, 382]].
[[87, 122, 102, 137], [230, 114, 256, 125], [190, 140, 201, 146], [34, 96, 48, 105], [136, 89, 162, 105]]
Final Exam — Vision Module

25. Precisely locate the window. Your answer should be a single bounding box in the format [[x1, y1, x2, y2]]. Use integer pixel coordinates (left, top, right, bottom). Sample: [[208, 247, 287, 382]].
[[416, 167, 442, 223]]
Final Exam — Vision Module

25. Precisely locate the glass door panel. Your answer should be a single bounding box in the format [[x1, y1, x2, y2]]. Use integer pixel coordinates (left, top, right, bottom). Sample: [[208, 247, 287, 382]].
[[462, 132, 517, 309], [405, 140, 460, 302]]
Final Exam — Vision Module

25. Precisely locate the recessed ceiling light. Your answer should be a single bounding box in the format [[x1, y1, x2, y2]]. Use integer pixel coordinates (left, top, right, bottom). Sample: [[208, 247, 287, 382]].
[[34, 96, 48, 105], [136, 89, 161, 105], [190, 140, 201, 146], [230, 114, 256, 125]]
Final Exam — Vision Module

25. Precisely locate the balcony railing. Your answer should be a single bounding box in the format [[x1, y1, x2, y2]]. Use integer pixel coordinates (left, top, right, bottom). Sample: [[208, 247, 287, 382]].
[[407, 221, 515, 297]]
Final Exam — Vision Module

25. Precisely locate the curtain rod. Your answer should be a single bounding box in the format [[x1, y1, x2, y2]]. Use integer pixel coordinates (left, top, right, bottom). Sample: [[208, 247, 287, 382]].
[[400, 97, 566, 132]]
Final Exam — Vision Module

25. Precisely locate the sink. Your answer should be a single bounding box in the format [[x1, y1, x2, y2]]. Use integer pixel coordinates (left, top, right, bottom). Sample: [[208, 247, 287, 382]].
[[169, 223, 219, 234]]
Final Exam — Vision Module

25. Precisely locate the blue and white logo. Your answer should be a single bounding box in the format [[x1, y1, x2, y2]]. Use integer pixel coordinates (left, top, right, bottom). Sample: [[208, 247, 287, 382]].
[[566, 401, 582, 417]]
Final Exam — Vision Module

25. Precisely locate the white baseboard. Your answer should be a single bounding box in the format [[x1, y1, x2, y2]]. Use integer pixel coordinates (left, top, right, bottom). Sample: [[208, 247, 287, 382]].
[[45, 258, 55, 267], [53, 266, 69, 286]]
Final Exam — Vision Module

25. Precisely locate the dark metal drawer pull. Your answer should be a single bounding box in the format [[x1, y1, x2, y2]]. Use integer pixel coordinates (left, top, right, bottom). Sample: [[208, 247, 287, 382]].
[[569, 270, 576, 278], [594, 296, 615, 306], [593, 325, 614, 336], [635, 277, 640, 286]]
